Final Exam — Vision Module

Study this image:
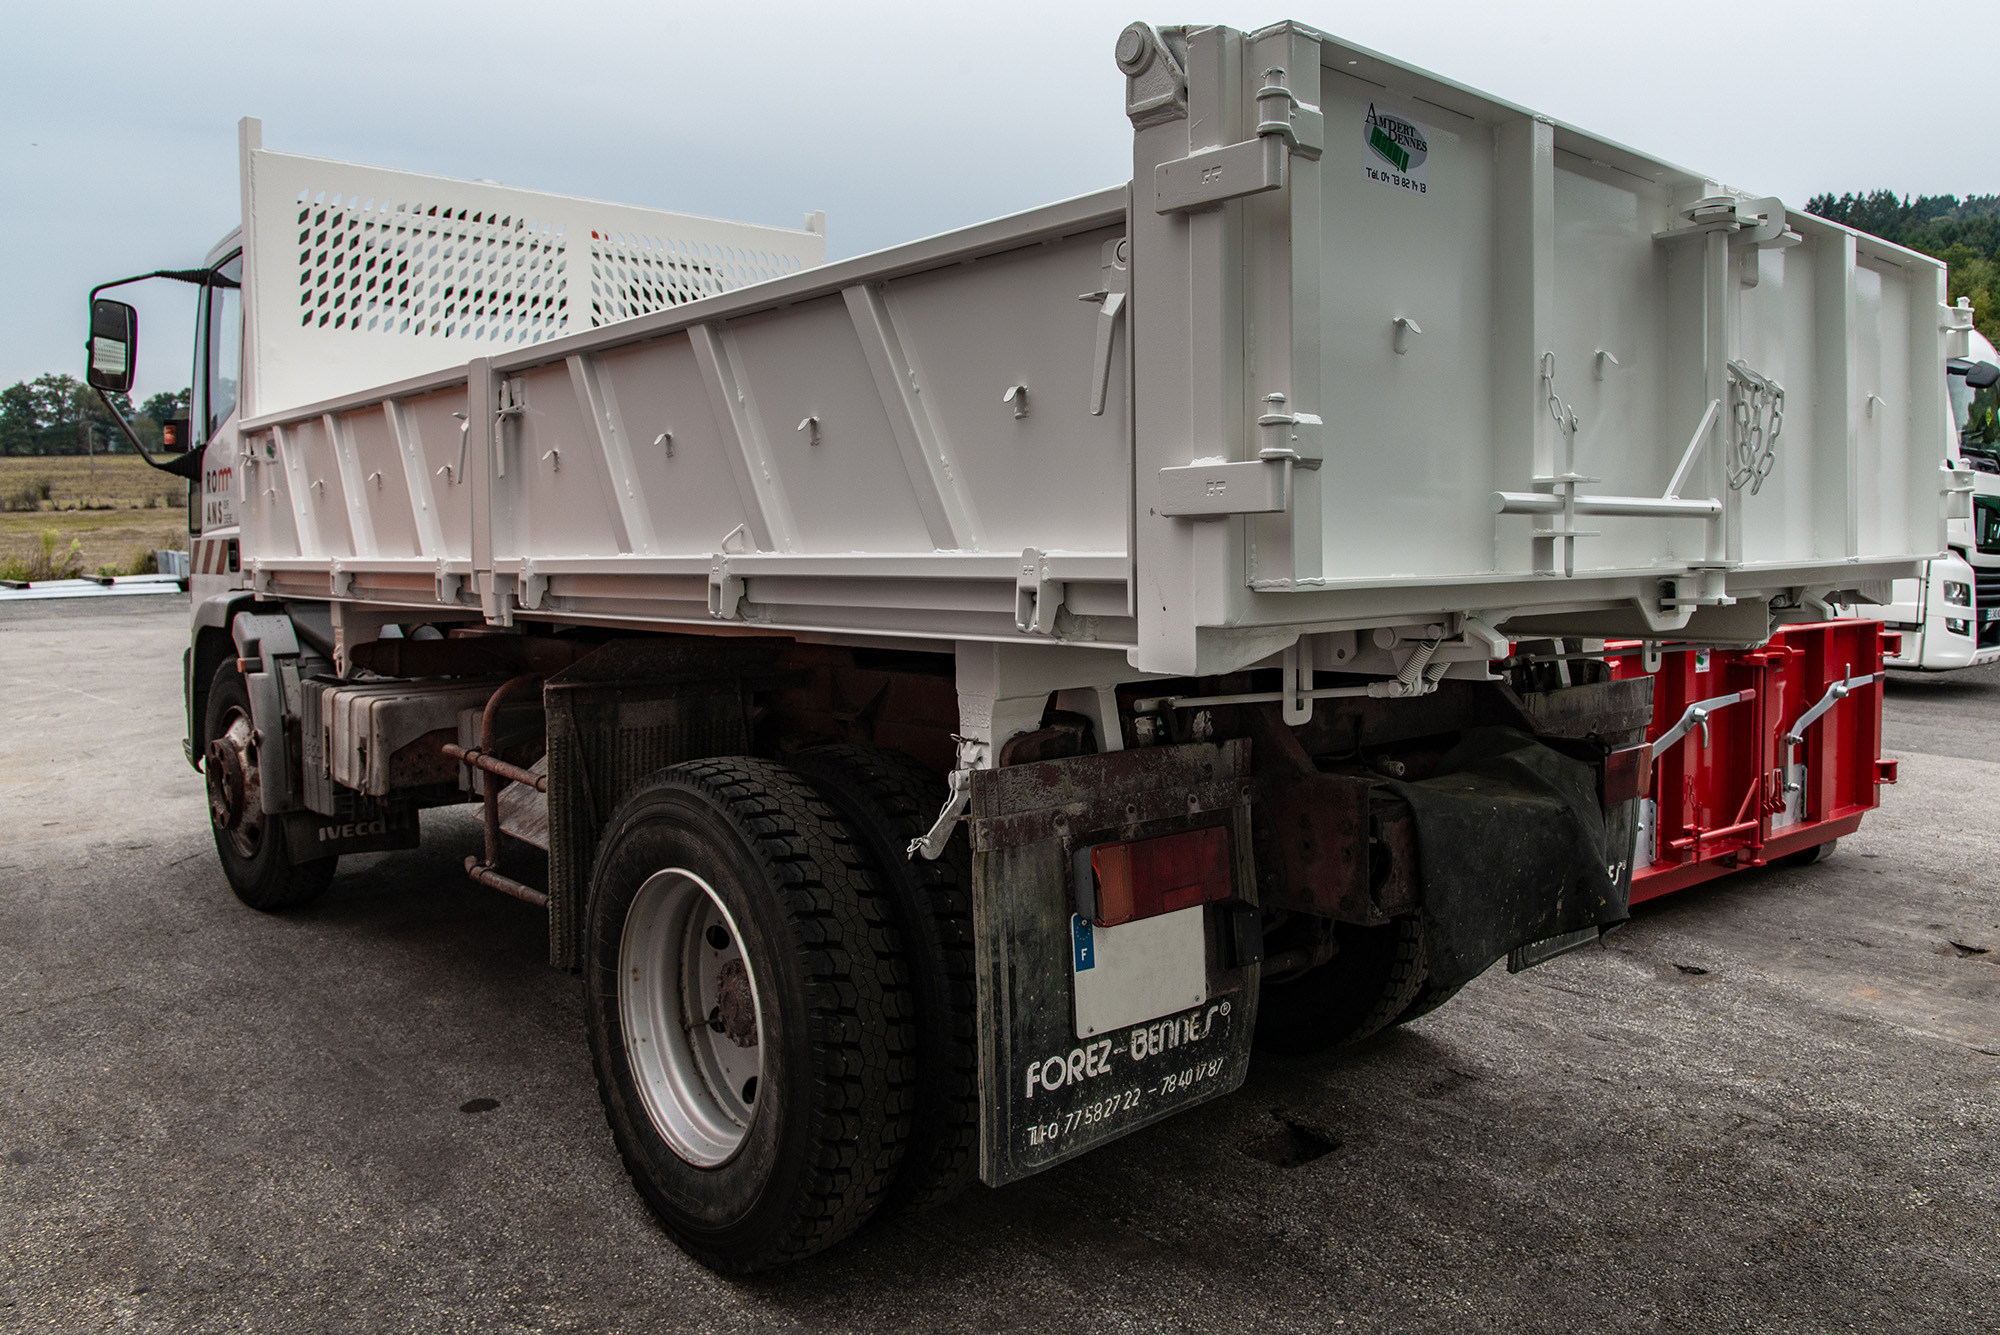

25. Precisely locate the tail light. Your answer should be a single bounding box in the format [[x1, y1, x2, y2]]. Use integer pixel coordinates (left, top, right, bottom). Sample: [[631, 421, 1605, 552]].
[[1602, 741, 1653, 806], [1079, 825, 1233, 928]]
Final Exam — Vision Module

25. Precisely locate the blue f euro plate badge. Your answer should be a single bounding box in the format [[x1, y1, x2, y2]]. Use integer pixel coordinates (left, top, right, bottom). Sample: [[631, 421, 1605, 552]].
[[1071, 914, 1095, 972]]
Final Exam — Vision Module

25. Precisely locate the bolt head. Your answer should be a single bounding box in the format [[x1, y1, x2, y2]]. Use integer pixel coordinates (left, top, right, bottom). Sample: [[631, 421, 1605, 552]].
[[1116, 23, 1154, 75]]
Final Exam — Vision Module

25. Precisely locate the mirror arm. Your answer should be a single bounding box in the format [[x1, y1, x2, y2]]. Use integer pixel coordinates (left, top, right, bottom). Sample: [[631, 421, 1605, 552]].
[[87, 268, 233, 302], [83, 265, 231, 481], [93, 387, 202, 480]]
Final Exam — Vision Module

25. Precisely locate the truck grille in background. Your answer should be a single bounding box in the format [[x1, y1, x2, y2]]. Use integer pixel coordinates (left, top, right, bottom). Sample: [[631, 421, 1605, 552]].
[[1978, 568, 2000, 647]]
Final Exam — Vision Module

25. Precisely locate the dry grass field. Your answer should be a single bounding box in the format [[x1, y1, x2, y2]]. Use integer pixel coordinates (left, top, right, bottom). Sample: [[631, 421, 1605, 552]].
[[0, 456, 189, 579]]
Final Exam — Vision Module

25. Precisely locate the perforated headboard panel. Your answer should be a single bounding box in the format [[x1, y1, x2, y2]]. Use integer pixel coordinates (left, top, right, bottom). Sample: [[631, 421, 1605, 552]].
[[240, 129, 824, 418]]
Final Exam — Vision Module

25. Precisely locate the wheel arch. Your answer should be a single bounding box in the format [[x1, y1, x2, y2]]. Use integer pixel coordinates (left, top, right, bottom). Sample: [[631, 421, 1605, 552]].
[[188, 591, 257, 768]]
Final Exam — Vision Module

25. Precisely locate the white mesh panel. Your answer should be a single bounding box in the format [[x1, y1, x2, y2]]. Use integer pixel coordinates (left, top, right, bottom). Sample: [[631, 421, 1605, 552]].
[[297, 194, 568, 344], [587, 230, 806, 327], [244, 145, 824, 418]]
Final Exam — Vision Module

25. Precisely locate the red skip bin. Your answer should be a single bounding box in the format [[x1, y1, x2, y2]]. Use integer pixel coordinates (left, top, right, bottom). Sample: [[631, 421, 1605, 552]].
[[1085, 825, 1233, 928]]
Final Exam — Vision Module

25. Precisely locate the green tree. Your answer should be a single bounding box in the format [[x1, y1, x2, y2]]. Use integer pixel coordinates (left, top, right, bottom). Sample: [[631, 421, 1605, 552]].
[[0, 381, 36, 457], [1807, 192, 2000, 345], [140, 388, 189, 423], [0, 374, 136, 456], [133, 387, 190, 453]]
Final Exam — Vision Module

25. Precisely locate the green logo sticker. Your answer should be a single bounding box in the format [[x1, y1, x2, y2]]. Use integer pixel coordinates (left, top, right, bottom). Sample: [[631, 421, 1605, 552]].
[[1368, 124, 1409, 172], [1362, 102, 1429, 195]]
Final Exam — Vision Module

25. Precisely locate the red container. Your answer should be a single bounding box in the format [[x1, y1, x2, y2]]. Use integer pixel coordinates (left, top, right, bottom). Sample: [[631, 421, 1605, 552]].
[[1606, 620, 1895, 903]]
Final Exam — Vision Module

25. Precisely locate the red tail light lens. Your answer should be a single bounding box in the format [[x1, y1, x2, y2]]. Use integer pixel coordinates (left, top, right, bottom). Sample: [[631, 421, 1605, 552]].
[[1086, 825, 1233, 927]]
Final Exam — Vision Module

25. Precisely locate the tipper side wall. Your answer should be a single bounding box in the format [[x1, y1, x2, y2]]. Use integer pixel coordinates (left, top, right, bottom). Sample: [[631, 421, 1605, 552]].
[[229, 23, 1948, 674]]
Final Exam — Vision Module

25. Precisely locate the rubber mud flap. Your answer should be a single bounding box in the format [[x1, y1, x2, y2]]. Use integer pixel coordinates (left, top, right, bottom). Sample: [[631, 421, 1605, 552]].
[[966, 742, 1259, 1187], [1385, 726, 1627, 989], [281, 806, 420, 862]]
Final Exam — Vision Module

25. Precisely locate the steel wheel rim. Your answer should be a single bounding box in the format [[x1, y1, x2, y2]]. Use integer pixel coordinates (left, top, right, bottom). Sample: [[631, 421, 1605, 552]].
[[206, 705, 263, 861], [618, 868, 765, 1167]]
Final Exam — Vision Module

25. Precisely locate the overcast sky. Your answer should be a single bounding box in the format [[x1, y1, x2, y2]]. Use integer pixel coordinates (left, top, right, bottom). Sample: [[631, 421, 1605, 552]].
[[1, 0, 1977, 404]]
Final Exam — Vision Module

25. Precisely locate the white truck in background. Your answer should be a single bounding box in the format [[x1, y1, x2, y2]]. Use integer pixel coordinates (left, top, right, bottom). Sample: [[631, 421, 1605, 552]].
[[1874, 323, 2000, 667], [84, 20, 1958, 1273]]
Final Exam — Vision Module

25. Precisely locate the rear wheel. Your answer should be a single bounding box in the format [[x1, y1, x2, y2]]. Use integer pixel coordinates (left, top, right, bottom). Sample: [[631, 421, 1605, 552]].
[[787, 744, 978, 1214], [584, 758, 916, 1272], [1392, 980, 1466, 1027], [1254, 915, 1428, 1054], [1782, 838, 1837, 868], [202, 663, 335, 911]]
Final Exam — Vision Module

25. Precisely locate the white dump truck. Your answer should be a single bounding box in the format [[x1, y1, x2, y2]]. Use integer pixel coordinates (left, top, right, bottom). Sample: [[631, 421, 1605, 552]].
[[86, 20, 1959, 1272], [1872, 323, 2000, 668]]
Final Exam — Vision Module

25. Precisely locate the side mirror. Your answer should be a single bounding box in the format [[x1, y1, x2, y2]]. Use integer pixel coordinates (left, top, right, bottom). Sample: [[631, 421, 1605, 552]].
[[1969, 361, 2000, 391], [87, 298, 138, 394]]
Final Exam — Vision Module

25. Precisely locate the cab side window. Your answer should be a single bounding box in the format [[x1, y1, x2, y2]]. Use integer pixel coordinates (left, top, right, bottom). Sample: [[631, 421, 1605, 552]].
[[192, 253, 244, 445]]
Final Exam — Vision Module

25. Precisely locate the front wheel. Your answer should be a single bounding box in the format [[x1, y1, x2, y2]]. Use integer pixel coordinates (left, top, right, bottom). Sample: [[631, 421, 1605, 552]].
[[584, 758, 916, 1273], [202, 663, 335, 911]]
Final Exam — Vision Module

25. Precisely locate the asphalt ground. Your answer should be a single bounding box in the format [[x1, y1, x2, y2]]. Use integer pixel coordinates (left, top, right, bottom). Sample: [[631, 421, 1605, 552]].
[[2, 599, 1995, 1334]]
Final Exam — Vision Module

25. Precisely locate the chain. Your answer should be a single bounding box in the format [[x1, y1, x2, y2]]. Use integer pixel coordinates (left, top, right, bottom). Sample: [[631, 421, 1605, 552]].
[[1726, 360, 1785, 494], [1541, 352, 1579, 443], [1538, 353, 1585, 576]]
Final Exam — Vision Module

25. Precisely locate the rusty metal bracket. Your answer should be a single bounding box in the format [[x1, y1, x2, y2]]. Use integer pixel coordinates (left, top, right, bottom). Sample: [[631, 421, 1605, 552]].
[[967, 740, 1251, 854], [1244, 707, 1416, 925]]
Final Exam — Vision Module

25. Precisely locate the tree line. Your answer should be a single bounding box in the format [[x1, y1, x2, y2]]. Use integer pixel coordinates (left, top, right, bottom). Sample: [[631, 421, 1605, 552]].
[[1805, 191, 2000, 345], [0, 374, 189, 457]]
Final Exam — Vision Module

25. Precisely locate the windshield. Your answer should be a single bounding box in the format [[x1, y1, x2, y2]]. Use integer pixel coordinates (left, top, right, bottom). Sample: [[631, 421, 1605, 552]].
[[1978, 496, 2000, 555], [1958, 375, 2000, 458], [199, 253, 244, 442]]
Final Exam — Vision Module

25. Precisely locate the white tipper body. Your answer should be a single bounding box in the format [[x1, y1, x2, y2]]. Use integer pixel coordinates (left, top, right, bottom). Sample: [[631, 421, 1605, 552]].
[[198, 21, 1958, 686]]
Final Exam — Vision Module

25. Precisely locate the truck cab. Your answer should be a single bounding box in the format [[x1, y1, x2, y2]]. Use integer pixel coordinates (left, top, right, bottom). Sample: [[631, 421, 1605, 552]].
[[1881, 329, 2000, 669], [188, 234, 244, 588]]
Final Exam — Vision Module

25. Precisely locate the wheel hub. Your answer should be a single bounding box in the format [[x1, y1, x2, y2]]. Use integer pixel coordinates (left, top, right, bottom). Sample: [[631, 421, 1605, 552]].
[[205, 710, 264, 856], [619, 869, 765, 1167], [712, 959, 759, 1048]]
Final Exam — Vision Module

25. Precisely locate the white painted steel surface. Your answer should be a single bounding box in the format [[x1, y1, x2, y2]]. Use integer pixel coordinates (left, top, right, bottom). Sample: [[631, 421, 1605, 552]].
[[237, 118, 825, 423], [224, 21, 1953, 680]]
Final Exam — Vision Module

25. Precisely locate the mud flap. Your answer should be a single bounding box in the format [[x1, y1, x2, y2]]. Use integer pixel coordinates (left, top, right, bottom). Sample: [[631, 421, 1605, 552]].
[[281, 805, 420, 862], [1386, 727, 1630, 989], [969, 741, 1259, 1187]]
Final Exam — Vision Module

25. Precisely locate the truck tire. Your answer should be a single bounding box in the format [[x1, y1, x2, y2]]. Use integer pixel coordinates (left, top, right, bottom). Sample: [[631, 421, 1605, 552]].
[[1392, 980, 1467, 1027], [1254, 915, 1428, 1054], [787, 744, 978, 1215], [1782, 838, 1837, 868], [201, 663, 336, 911], [583, 758, 917, 1272]]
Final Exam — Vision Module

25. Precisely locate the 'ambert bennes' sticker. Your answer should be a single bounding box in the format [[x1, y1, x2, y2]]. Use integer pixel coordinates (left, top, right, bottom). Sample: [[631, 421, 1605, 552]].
[[1362, 101, 1429, 195]]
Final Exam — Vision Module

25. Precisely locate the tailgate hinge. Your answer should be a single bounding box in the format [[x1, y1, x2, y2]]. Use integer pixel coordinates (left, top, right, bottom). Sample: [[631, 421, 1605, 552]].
[[1154, 66, 1323, 214], [1157, 394, 1322, 518]]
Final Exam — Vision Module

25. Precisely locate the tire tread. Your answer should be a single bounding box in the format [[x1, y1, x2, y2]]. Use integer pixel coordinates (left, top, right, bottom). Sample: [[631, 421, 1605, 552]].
[[587, 757, 917, 1271], [787, 744, 978, 1214]]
